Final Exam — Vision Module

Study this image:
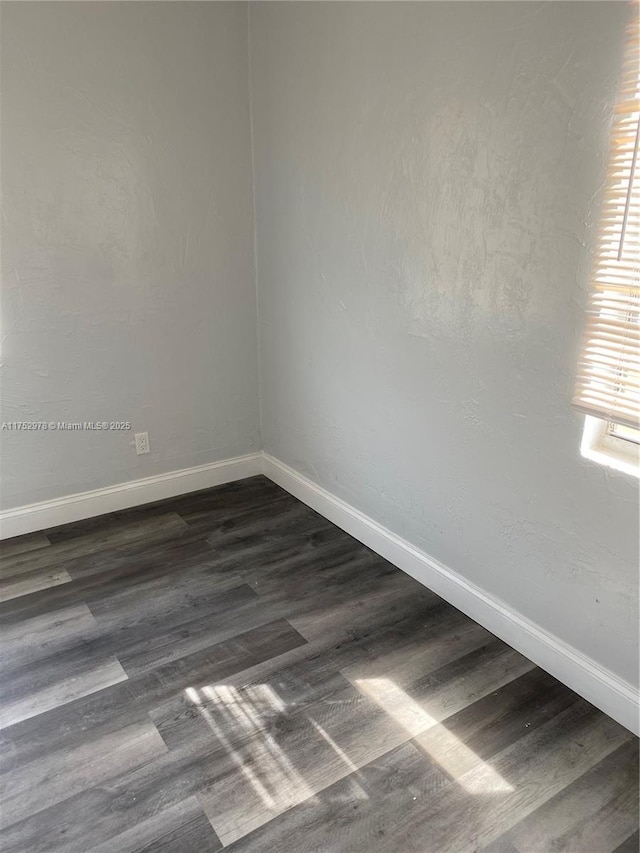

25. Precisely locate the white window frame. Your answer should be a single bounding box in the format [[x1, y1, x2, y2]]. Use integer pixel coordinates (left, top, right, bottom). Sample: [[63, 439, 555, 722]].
[[581, 415, 640, 478]]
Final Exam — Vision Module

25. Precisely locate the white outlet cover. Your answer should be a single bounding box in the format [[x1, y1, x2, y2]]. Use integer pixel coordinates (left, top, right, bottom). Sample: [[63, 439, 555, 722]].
[[135, 432, 150, 455]]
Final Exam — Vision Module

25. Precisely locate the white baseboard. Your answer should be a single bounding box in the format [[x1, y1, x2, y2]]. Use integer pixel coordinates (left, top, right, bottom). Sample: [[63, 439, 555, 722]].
[[261, 453, 640, 736], [0, 452, 263, 540]]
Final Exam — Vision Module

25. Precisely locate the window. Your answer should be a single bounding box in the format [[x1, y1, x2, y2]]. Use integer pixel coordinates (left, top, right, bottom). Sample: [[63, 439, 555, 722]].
[[574, 5, 640, 477]]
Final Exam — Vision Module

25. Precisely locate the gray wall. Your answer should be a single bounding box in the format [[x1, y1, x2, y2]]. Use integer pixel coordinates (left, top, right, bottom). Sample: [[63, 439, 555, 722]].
[[250, 2, 639, 685], [1, 2, 260, 508]]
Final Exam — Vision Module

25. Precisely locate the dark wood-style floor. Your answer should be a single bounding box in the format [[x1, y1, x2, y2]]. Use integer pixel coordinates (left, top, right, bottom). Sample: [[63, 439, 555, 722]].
[[0, 476, 637, 853]]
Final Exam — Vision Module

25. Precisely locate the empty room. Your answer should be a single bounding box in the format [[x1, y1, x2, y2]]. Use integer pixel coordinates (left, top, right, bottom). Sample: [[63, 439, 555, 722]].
[[0, 1, 638, 851]]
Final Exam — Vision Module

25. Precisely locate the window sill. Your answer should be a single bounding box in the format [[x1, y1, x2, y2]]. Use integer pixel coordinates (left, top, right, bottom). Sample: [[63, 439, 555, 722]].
[[581, 416, 640, 479]]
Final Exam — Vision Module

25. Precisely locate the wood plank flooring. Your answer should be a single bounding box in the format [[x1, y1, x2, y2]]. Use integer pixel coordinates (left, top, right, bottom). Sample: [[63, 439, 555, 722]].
[[0, 475, 637, 852]]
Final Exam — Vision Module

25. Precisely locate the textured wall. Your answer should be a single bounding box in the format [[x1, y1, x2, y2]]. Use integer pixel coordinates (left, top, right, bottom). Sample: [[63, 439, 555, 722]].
[[1, 2, 260, 508], [250, 1, 639, 684]]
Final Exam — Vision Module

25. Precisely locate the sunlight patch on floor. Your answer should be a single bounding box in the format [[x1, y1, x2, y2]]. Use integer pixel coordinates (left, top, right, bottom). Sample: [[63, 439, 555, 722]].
[[186, 683, 317, 811], [355, 677, 513, 793]]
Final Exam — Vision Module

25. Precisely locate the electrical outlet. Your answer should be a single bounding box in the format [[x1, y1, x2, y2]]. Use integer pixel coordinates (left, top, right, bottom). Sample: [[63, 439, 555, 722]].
[[135, 432, 150, 455]]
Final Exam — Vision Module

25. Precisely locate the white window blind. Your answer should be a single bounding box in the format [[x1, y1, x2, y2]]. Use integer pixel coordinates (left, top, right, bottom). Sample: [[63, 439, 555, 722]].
[[573, 7, 640, 430]]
